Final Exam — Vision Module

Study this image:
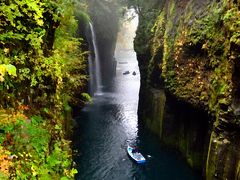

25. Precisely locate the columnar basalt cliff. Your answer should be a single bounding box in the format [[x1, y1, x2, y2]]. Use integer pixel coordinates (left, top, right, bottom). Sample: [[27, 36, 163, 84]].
[[135, 0, 240, 179]]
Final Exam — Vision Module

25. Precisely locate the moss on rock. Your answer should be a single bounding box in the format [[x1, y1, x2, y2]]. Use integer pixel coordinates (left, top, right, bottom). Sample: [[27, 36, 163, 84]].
[[135, 0, 240, 178]]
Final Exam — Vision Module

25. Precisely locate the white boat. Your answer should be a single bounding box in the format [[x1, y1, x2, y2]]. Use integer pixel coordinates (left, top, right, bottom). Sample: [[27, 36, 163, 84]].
[[127, 146, 146, 164]]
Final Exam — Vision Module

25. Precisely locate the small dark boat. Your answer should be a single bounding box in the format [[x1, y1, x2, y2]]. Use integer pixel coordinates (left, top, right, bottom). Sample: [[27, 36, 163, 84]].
[[127, 146, 146, 164], [123, 71, 130, 75]]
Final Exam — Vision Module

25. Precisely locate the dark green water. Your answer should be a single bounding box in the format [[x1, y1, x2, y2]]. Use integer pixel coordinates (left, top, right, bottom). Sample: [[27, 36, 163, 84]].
[[72, 49, 201, 180]]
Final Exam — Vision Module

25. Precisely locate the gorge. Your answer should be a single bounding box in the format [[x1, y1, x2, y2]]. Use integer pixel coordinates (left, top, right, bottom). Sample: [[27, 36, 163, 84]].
[[73, 8, 200, 179], [0, 0, 239, 179], [79, 0, 240, 179]]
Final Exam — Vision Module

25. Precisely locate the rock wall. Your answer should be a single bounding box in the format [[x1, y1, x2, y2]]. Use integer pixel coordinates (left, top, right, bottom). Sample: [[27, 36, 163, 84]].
[[135, 0, 240, 179], [88, 0, 119, 85]]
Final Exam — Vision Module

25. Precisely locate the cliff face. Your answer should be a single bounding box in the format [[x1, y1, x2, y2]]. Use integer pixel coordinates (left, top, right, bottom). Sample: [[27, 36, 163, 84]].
[[135, 0, 240, 179], [88, 0, 119, 85]]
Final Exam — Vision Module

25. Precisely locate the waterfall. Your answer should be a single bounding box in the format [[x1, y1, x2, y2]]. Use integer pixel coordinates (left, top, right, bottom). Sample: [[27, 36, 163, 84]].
[[88, 22, 103, 95], [88, 54, 95, 95]]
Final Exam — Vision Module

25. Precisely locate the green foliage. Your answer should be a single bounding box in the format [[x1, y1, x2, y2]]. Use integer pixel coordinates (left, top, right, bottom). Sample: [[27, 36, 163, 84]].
[[186, 0, 239, 113], [146, 11, 165, 87], [136, 0, 239, 115], [0, 0, 46, 52], [134, 1, 240, 177], [0, 0, 55, 107], [0, 0, 89, 178], [74, 1, 91, 28], [0, 64, 17, 81], [223, 6, 240, 46], [0, 113, 77, 179], [81, 93, 92, 103], [0, 172, 7, 179], [0, 0, 88, 108], [0, 0, 87, 108], [134, 9, 159, 54], [144, 0, 238, 113], [188, 1, 227, 68], [162, 0, 177, 90]]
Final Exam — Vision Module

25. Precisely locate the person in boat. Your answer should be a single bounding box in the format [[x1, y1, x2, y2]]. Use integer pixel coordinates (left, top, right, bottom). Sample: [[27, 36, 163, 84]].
[[132, 148, 138, 154]]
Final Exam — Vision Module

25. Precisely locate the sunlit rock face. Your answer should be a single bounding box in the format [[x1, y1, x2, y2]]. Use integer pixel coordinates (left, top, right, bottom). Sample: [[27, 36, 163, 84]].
[[134, 0, 240, 179], [115, 9, 138, 51]]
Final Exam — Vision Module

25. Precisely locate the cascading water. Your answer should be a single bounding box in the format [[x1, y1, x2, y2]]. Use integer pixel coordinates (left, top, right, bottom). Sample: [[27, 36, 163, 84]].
[[88, 22, 103, 95]]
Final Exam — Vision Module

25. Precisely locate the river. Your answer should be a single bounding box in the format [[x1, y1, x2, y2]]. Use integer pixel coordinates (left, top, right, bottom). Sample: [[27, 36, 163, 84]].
[[73, 12, 201, 180]]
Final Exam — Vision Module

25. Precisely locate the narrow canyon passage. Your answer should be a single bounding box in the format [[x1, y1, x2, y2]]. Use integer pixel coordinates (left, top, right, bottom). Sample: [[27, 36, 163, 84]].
[[72, 12, 200, 180]]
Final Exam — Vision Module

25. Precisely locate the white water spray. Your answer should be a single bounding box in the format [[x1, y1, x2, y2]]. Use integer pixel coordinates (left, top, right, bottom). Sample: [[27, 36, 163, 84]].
[[89, 22, 103, 95]]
